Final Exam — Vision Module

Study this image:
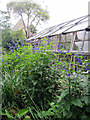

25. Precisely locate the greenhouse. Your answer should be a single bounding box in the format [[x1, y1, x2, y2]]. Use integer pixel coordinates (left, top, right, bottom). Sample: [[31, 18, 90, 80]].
[[27, 15, 90, 55]]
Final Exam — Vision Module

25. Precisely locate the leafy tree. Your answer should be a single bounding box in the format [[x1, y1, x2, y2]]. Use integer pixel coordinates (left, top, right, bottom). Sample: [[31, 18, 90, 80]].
[[30, 24, 37, 34], [7, 0, 50, 38], [2, 29, 13, 50], [0, 10, 13, 51], [12, 29, 27, 42], [0, 10, 11, 29]]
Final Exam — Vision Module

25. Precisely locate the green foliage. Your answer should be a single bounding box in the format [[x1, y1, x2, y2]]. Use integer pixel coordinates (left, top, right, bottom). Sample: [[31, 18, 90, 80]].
[[7, 0, 50, 37], [12, 29, 27, 41], [40, 53, 89, 119], [2, 43, 60, 119], [2, 29, 13, 50], [30, 24, 37, 34], [2, 29, 27, 51], [1, 38, 89, 119], [0, 10, 11, 29]]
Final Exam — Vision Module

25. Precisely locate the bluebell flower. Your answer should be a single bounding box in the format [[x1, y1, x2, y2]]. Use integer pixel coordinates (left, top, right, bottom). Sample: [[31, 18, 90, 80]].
[[23, 52, 25, 54], [75, 53, 78, 57], [62, 65, 65, 68], [11, 70, 13, 72], [68, 50, 70, 53], [21, 44, 24, 46], [15, 39, 17, 42], [19, 59, 21, 61], [16, 54, 18, 57], [10, 46, 13, 49], [59, 51, 62, 53], [2, 59, 4, 62], [12, 49, 14, 52], [14, 46, 17, 49], [67, 73, 69, 76], [11, 39, 13, 42], [57, 44, 59, 48], [83, 56, 86, 58], [35, 42, 37, 44]]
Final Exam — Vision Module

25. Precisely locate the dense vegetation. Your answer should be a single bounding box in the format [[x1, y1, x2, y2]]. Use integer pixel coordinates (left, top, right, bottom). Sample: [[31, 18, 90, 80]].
[[1, 39, 90, 120]]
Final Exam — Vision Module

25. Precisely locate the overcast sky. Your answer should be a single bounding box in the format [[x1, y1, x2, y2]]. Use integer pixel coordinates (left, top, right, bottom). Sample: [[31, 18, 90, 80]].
[[0, 0, 89, 31]]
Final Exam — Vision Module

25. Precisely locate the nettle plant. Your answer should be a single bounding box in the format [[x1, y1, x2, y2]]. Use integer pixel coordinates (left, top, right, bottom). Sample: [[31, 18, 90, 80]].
[[40, 52, 89, 119], [1, 38, 89, 119], [2, 39, 61, 119]]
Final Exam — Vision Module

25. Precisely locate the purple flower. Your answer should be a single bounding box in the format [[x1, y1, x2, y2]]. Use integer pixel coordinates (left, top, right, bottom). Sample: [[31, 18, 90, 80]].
[[12, 49, 14, 52], [15, 39, 17, 42], [59, 51, 62, 53], [83, 56, 86, 58], [11, 39, 13, 42], [68, 50, 70, 53], [67, 73, 69, 76], [10, 47, 13, 49], [14, 46, 17, 49], [57, 44, 59, 48], [62, 65, 65, 68], [16, 54, 18, 57], [2, 59, 4, 62], [21, 44, 24, 46], [13, 42, 16, 46], [75, 53, 78, 57], [11, 70, 13, 72], [23, 52, 25, 54]]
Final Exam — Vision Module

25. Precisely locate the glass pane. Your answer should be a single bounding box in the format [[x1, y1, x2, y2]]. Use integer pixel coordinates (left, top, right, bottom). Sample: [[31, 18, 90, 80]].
[[83, 41, 90, 51], [61, 35, 65, 42], [64, 43, 71, 50], [77, 31, 86, 40], [86, 31, 90, 40], [73, 41, 82, 50], [66, 33, 73, 42]]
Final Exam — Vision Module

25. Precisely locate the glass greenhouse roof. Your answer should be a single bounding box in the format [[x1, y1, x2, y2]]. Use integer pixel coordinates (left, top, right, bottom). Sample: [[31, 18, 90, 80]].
[[27, 15, 90, 41]]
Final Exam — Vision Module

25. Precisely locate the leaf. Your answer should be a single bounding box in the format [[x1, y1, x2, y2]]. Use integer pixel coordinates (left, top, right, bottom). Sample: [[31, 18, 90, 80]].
[[84, 96, 89, 105], [5, 109, 14, 119], [0, 110, 6, 115], [71, 99, 83, 107], [63, 110, 68, 117], [32, 80, 37, 85], [65, 103, 70, 111], [16, 108, 29, 118], [23, 115, 31, 120], [58, 90, 68, 101]]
